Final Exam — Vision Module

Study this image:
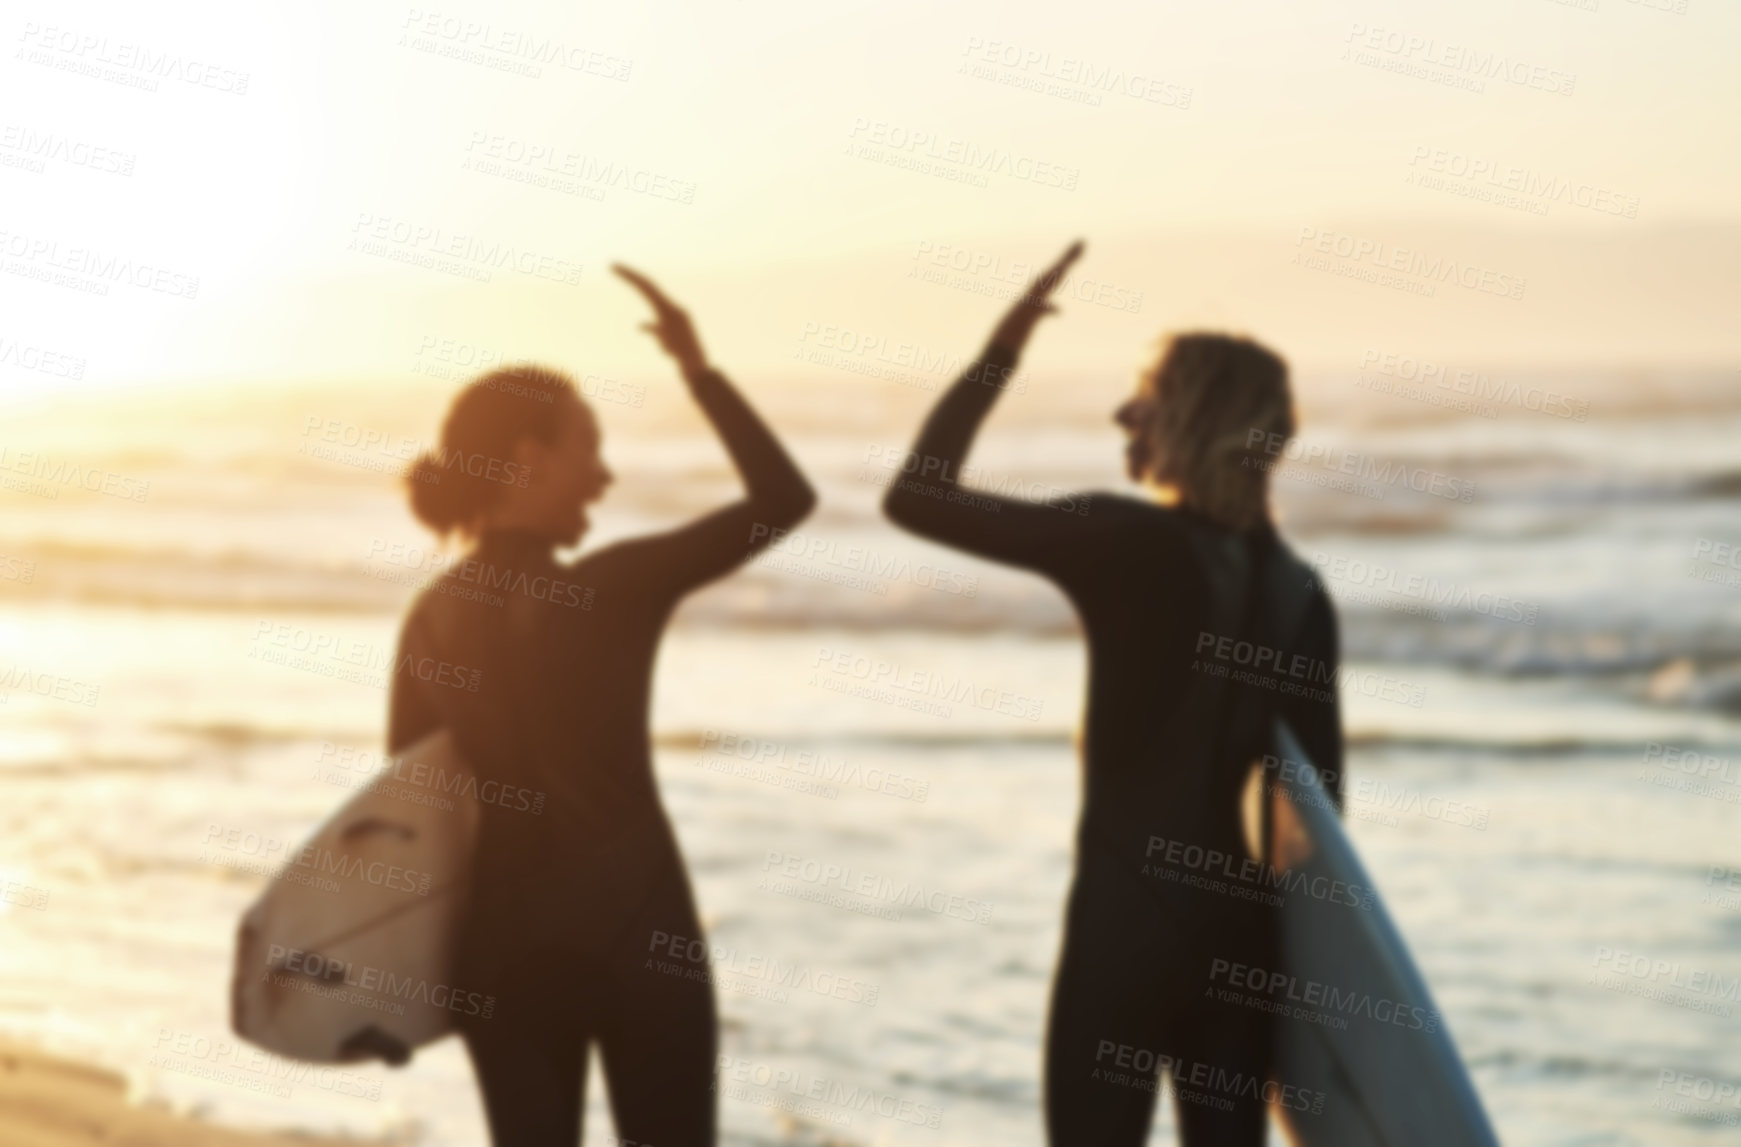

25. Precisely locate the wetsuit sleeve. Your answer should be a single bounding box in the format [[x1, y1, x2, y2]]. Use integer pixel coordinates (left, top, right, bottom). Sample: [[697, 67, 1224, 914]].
[[387, 608, 442, 753], [1281, 590, 1345, 813], [1316, 598, 1346, 813], [608, 367, 816, 600], [881, 341, 1104, 579]]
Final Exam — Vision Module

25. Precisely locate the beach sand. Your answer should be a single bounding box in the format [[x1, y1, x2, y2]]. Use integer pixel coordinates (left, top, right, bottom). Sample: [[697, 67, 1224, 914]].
[[0, 1038, 367, 1147]]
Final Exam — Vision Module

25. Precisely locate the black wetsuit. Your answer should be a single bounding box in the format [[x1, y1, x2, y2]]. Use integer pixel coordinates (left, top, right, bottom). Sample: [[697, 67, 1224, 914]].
[[387, 368, 812, 1147], [884, 343, 1342, 1146]]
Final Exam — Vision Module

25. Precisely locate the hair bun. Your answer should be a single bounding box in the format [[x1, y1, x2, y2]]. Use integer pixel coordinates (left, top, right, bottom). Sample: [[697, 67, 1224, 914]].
[[404, 365, 585, 537], [407, 449, 476, 534]]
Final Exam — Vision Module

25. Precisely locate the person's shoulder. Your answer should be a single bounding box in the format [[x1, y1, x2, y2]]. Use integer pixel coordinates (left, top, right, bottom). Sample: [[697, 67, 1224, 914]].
[[403, 571, 469, 638], [1066, 493, 1225, 569], [1270, 533, 1339, 625], [1074, 489, 1191, 527], [1270, 533, 1319, 585], [564, 535, 647, 579], [397, 583, 440, 649], [402, 560, 517, 639], [545, 539, 658, 612], [1076, 489, 1146, 514]]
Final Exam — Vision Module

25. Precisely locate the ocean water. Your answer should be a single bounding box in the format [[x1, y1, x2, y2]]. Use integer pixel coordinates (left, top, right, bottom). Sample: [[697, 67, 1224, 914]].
[[1, 363, 1740, 1145]]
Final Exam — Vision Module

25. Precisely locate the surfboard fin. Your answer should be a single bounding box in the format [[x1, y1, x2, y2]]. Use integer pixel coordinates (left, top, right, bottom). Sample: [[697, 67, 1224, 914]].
[[339, 816, 417, 843], [339, 1025, 413, 1067]]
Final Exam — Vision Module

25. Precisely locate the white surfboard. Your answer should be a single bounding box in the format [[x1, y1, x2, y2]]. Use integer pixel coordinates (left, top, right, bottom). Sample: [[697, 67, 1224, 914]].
[[1251, 720, 1500, 1145], [230, 728, 480, 1066]]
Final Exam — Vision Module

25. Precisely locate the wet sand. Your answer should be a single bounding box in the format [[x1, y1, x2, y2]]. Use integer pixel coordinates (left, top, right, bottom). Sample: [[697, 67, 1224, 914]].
[[0, 1037, 368, 1147]]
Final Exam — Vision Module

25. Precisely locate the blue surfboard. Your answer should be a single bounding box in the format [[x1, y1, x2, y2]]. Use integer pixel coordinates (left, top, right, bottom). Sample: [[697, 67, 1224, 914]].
[[1258, 720, 1501, 1145]]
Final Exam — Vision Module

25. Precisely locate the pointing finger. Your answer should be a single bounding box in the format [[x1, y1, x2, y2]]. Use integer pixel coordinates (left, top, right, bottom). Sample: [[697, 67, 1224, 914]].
[[1035, 240, 1085, 294], [613, 263, 678, 314]]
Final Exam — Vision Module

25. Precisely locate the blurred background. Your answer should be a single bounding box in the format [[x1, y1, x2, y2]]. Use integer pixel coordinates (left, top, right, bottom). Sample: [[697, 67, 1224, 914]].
[[1, 1, 1739, 1144]]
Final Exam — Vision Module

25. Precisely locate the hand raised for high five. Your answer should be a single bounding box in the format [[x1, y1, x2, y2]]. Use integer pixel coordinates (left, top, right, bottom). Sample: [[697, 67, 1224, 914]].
[[613, 263, 710, 383], [989, 240, 1085, 357]]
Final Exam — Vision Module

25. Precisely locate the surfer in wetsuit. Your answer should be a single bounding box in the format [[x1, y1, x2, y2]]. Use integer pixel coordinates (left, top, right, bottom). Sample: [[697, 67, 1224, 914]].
[[883, 242, 1343, 1145], [387, 266, 815, 1147]]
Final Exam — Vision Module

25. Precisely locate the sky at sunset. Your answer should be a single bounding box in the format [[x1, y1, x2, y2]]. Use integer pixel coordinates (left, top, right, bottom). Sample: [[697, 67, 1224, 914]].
[[4, 0, 1738, 394]]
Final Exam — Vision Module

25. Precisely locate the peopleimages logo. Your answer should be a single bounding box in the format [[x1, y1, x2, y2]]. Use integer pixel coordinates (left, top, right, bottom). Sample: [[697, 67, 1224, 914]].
[[908, 240, 1144, 313], [1357, 348, 1589, 421], [796, 322, 1028, 393], [749, 523, 980, 598], [1293, 225, 1526, 301], [1246, 429, 1477, 503], [1192, 629, 1428, 709], [0, 228, 200, 299], [809, 646, 1045, 721], [1404, 148, 1637, 220], [265, 945, 496, 1019], [1260, 753, 1339, 813], [646, 930, 881, 1007], [1092, 1040, 1325, 1115], [959, 37, 1192, 110], [0, 333, 88, 379], [301, 415, 533, 488], [714, 1054, 944, 1128], [860, 444, 1090, 513], [697, 729, 931, 803], [397, 9, 633, 81], [1341, 22, 1576, 97], [152, 1029, 382, 1101], [1590, 947, 1741, 1008], [1655, 1069, 1741, 1119], [15, 22, 252, 94], [315, 741, 546, 814], [1143, 833, 1375, 911], [1307, 550, 1538, 626], [845, 117, 1080, 191], [0, 126, 136, 178], [0, 446, 149, 502], [1642, 741, 1741, 786], [249, 621, 483, 693], [760, 849, 994, 924], [1208, 958, 1439, 1033], [348, 212, 583, 286], [202, 823, 434, 894], [0, 880, 49, 910]]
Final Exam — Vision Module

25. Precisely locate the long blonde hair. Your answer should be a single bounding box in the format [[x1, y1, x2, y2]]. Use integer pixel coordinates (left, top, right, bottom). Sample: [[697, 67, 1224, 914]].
[[1141, 333, 1294, 531]]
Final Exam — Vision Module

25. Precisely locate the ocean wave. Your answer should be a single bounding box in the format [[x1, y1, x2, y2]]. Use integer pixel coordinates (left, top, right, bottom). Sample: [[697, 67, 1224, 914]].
[[0, 538, 411, 614], [153, 720, 365, 749], [1344, 731, 1653, 756], [0, 753, 195, 778], [1643, 658, 1741, 714], [1690, 469, 1741, 498], [654, 727, 1073, 751], [6, 546, 1741, 689]]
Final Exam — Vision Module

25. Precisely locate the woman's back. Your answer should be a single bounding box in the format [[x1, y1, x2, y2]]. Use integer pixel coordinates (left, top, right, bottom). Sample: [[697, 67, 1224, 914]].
[[378, 268, 816, 1147], [890, 484, 1341, 863], [882, 242, 1340, 1145], [1044, 494, 1342, 865], [390, 531, 673, 861]]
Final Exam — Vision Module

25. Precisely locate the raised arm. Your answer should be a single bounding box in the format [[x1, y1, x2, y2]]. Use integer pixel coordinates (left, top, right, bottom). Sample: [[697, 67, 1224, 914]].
[[386, 608, 441, 754], [883, 241, 1101, 572], [608, 265, 816, 595]]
